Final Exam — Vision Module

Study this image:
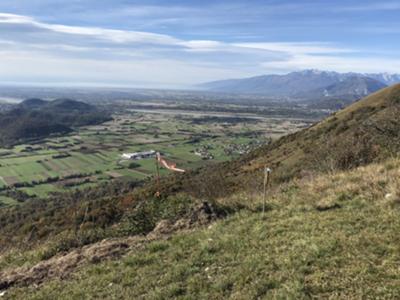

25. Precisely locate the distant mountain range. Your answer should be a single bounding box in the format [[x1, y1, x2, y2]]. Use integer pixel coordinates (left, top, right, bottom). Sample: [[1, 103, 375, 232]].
[[0, 98, 111, 147], [199, 70, 400, 104], [365, 73, 400, 85]]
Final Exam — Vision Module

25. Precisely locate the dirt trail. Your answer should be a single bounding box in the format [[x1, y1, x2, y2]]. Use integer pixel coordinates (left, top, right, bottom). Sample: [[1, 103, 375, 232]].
[[0, 202, 219, 291]]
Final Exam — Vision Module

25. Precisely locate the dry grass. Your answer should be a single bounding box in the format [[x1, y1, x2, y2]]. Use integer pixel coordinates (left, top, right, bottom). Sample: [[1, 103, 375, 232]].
[[5, 158, 400, 299]]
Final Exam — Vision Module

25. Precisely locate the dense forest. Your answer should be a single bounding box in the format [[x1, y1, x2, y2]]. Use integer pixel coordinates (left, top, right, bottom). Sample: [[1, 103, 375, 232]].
[[0, 98, 111, 147]]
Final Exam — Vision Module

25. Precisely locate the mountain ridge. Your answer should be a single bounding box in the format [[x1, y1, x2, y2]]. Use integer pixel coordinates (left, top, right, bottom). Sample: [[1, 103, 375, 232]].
[[199, 70, 399, 102]]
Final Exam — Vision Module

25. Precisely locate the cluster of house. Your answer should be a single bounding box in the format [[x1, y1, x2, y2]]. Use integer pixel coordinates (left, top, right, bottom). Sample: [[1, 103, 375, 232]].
[[121, 150, 156, 160], [193, 144, 214, 160], [223, 140, 266, 155], [120, 140, 268, 162]]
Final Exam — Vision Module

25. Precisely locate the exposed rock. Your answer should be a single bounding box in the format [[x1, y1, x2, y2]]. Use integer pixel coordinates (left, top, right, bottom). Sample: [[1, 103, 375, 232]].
[[149, 219, 175, 237], [315, 200, 341, 211], [147, 201, 221, 239], [0, 238, 137, 291]]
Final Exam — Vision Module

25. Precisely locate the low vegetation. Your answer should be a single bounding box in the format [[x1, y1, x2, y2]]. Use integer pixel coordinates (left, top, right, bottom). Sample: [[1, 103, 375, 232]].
[[3, 157, 400, 299]]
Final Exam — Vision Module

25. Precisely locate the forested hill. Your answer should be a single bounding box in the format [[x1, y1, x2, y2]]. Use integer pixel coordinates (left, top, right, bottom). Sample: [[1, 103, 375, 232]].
[[0, 98, 111, 147]]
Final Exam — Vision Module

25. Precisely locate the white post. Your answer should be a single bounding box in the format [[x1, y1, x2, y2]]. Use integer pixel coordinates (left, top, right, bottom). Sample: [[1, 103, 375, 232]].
[[262, 167, 272, 218]]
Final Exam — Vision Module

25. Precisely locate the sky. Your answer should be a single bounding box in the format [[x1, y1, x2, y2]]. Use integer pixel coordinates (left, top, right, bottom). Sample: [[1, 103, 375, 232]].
[[0, 0, 399, 88]]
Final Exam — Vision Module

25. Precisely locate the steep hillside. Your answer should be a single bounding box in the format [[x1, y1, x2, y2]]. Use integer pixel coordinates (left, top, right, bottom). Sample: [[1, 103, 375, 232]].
[[0, 98, 111, 146], [3, 157, 400, 299], [235, 83, 400, 181]]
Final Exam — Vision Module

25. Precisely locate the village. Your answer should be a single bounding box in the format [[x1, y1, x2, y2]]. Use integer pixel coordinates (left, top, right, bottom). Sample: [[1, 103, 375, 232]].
[[119, 142, 264, 162], [190, 140, 268, 160], [223, 140, 268, 156]]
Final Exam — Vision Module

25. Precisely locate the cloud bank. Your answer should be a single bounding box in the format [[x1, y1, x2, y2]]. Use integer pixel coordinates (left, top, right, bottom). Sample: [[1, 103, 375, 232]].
[[0, 12, 399, 87]]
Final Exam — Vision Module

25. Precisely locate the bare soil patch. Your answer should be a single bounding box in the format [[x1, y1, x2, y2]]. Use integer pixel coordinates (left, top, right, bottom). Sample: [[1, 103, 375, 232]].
[[0, 202, 220, 291]]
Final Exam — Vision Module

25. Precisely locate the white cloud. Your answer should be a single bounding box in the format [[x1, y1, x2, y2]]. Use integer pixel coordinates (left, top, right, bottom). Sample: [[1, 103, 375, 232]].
[[0, 12, 398, 87], [0, 13, 33, 23], [180, 40, 225, 51], [40, 24, 179, 45], [234, 42, 355, 55], [0, 13, 180, 45]]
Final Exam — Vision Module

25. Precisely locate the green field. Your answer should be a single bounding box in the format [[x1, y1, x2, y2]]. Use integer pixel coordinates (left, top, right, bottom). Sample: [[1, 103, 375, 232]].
[[0, 195, 18, 207], [0, 110, 307, 205]]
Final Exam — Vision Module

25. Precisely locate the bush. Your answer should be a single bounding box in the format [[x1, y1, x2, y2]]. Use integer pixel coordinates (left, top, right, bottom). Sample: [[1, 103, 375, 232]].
[[118, 194, 198, 236], [128, 162, 141, 169], [39, 228, 108, 260], [313, 133, 380, 172]]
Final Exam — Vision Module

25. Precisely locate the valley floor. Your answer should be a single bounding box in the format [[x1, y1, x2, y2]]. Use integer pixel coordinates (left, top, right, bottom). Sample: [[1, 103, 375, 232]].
[[0, 108, 307, 204], [3, 158, 400, 299]]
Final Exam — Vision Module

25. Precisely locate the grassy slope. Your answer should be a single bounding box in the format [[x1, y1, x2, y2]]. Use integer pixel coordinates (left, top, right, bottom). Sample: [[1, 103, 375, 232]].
[[238, 83, 400, 181], [7, 158, 400, 299]]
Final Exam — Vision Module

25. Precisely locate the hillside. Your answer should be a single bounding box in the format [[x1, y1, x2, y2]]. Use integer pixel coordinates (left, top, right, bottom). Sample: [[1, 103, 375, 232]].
[[3, 157, 400, 299], [0, 84, 399, 249], [0, 84, 399, 298], [125, 82, 400, 199], [230, 83, 400, 183], [156, 83, 400, 199], [0, 98, 111, 147], [199, 70, 396, 103], [18, 98, 48, 109], [45, 98, 95, 112]]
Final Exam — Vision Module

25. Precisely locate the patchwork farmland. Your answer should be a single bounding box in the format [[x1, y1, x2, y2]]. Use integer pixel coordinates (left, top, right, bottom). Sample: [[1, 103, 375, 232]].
[[0, 109, 311, 206]]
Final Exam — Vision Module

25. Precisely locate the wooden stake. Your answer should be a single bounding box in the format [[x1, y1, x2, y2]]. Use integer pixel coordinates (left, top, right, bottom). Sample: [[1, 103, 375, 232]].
[[262, 167, 271, 218], [155, 156, 161, 197], [79, 204, 89, 230]]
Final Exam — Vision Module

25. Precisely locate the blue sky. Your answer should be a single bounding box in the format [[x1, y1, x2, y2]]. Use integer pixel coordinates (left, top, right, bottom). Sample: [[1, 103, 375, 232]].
[[0, 0, 399, 87]]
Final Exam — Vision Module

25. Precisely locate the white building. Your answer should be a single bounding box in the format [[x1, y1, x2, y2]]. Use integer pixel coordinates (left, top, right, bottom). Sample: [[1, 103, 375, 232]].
[[121, 150, 156, 160]]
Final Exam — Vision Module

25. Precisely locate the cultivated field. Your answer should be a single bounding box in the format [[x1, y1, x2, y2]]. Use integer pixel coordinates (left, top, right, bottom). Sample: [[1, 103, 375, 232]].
[[0, 107, 313, 206]]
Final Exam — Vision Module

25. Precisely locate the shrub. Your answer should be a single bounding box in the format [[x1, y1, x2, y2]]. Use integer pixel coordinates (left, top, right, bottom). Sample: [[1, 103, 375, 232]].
[[128, 162, 141, 169]]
